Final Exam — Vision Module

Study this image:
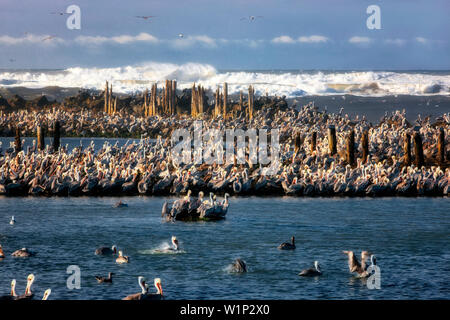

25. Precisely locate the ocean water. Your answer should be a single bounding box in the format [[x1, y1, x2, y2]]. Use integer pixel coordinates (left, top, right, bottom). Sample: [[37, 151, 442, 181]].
[[0, 196, 449, 300], [1, 63, 449, 97]]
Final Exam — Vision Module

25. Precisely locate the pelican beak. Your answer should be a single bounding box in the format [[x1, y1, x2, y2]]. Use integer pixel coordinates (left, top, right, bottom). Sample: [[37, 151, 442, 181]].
[[157, 282, 163, 296]]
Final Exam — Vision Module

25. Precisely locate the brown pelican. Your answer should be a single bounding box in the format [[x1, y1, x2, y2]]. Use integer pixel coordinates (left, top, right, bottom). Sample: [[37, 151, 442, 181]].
[[230, 258, 247, 273], [0, 245, 4, 258], [122, 276, 147, 300], [114, 200, 128, 208], [16, 274, 35, 300], [141, 278, 164, 300], [343, 250, 372, 277], [11, 248, 35, 257], [42, 289, 51, 300], [116, 251, 130, 264], [95, 272, 114, 283], [95, 245, 117, 255], [0, 279, 17, 300], [299, 261, 322, 277], [123, 277, 163, 300], [278, 236, 296, 250]]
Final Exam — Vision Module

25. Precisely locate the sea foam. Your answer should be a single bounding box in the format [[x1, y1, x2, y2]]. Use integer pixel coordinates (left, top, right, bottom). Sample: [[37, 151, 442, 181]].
[[1, 62, 449, 97]]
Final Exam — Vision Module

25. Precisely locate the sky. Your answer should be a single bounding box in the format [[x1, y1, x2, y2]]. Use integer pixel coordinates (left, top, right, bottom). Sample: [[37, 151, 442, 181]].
[[0, 0, 449, 70]]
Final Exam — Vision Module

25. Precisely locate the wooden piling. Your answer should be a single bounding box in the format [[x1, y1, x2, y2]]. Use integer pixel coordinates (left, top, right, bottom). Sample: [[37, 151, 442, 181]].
[[346, 130, 355, 167], [52, 121, 60, 152], [403, 133, 411, 166], [172, 80, 177, 115], [223, 82, 228, 119], [14, 127, 21, 152], [413, 131, 424, 168], [437, 127, 445, 165], [248, 85, 254, 121], [215, 88, 220, 117], [104, 81, 109, 113], [361, 130, 369, 164], [328, 125, 337, 156], [37, 125, 45, 151]]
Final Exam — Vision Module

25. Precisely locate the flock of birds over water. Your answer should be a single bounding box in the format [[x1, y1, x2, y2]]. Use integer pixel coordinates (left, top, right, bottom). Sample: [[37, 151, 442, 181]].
[[0, 101, 447, 300], [0, 104, 448, 197], [0, 211, 379, 300]]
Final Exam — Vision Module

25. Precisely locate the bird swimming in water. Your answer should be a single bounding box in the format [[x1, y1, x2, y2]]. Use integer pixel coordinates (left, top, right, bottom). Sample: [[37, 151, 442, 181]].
[[95, 245, 117, 255], [343, 250, 372, 278], [0, 245, 5, 259], [298, 261, 322, 277], [114, 201, 128, 208], [0, 279, 17, 300], [230, 258, 247, 273], [123, 277, 163, 300], [116, 250, 130, 264], [11, 248, 35, 257], [15, 274, 35, 300], [9, 216, 15, 225], [95, 272, 114, 283], [278, 236, 296, 250], [42, 289, 52, 300]]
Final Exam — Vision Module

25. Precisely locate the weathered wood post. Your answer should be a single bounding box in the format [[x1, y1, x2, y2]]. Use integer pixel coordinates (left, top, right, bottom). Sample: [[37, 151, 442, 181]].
[[191, 83, 197, 117], [53, 121, 60, 152], [223, 82, 228, 119], [437, 127, 445, 165], [361, 130, 369, 164], [310, 131, 317, 154], [403, 132, 411, 166], [328, 125, 337, 156], [37, 125, 45, 151], [413, 131, 424, 168], [104, 81, 109, 113], [172, 80, 177, 115], [108, 84, 113, 114], [346, 130, 355, 167], [248, 85, 254, 121], [14, 127, 21, 152], [239, 91, 243, 111], [214, 88, 219, 117]]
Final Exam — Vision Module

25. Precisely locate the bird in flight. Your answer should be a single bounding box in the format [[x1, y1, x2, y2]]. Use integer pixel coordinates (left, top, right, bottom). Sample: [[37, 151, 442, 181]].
[[42, 35, 57, 42], [178, 33, 184, 38], [135, 16, 157, 21], [9, 58, 16, 63], [50, 11, 70, 16], [240, 15, 263, 22]]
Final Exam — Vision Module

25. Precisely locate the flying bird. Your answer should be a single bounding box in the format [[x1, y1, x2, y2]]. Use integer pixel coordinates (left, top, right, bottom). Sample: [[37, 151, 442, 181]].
[[42, 35, 57, 42], [135, 16, 157, 21], [240, 15, 263, 22], [178, 33, 184, 38], [50, 12, 70, 16]]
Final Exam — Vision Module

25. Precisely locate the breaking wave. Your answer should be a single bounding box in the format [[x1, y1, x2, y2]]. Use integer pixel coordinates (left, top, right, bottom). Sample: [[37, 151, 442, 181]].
[[1, 62, 449, 97]]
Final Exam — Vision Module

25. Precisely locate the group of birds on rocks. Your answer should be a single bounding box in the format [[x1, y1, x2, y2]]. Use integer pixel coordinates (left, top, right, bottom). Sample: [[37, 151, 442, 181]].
[[0, 105, 448, 198], [162, 191, 230, 221]]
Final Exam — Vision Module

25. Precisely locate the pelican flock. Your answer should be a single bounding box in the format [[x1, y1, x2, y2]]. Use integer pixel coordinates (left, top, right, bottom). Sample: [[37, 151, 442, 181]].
[[0, 105, 448, 198]]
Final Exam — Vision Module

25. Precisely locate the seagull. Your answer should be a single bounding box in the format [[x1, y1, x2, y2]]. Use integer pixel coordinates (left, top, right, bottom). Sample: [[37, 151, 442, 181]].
[[240, 15, 263, 22], [10, 216, 15, 225], [50, 12, 70, 16], [178, 33, 184, 38], [135, 16, 157, 21], [42, 35, 57, 42]]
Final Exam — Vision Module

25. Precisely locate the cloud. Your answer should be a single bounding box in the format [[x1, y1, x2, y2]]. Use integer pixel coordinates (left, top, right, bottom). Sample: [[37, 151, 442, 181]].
[[170, 35, 218, 48], [0, 33, 64, 45], [384, 38, 406, 46], [75, 32, 159, 45], [271, 35, 296, 44], [348, 36, 372, 45], [298, 35, 329, 43], [415, 37, 428, 44], [272, 35, 329, 44]]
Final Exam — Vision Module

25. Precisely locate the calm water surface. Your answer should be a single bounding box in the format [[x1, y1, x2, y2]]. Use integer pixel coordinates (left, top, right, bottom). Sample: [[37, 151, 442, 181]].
[[0, 196, 449, 300]]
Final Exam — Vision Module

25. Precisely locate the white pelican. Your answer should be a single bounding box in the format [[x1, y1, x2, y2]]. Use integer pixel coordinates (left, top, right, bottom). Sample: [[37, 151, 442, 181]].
[[116, 250, 130, 264]]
